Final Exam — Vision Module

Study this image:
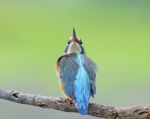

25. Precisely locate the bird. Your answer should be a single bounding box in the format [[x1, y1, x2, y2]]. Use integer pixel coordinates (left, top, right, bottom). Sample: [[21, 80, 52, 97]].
[[56, 28, 97, 115]]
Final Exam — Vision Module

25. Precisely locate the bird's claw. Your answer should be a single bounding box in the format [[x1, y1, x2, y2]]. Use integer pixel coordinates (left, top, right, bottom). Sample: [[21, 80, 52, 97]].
[[65, 98, 73, 105]]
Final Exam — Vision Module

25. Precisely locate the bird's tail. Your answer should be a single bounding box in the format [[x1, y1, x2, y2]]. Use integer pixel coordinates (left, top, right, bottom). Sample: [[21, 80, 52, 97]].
[[75, 98, 89, 115], [77, 104, 88, 115]]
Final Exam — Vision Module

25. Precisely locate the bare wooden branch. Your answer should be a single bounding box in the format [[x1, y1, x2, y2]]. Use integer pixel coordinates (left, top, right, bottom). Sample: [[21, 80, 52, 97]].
[[0, 89, 150, 119]]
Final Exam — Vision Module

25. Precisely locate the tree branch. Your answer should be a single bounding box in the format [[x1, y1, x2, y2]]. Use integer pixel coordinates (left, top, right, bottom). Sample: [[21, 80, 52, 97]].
[[0, 89, 150, 119]]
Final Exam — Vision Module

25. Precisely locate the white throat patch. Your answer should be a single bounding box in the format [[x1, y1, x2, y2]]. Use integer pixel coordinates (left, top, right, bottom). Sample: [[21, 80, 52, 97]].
[[67, 42, 81, 54]]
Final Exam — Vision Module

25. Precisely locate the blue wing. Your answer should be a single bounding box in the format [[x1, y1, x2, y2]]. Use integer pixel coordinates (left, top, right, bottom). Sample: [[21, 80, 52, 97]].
[[58, 54, 78, 98], [83, 55, 97, 97]]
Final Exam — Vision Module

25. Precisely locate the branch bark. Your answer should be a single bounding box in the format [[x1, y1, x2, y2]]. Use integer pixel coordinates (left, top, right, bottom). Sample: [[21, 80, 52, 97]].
[[0, 89, 150, 119]]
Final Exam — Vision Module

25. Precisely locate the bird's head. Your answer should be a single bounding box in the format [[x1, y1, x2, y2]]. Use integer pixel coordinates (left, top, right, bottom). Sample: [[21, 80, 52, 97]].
[[64, 28, 85, 54]]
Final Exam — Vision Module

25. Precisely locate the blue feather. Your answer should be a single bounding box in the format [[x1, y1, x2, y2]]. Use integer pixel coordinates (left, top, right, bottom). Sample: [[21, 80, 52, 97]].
[[58, 53, 96, 115], [74, 54, 91, 115]]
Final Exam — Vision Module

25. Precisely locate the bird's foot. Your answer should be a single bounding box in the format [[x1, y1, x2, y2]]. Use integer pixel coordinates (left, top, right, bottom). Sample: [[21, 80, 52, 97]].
[[65, 98, 73, 105]]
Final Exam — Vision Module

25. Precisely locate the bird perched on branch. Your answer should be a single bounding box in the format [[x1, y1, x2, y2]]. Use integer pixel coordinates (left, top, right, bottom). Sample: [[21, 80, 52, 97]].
[[56, 28, 97, 115]]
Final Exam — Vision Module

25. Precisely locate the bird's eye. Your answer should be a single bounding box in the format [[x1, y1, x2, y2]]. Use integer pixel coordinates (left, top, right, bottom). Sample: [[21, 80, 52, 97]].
[[68, 41, 70, 44], [79, 40, 82, 45]]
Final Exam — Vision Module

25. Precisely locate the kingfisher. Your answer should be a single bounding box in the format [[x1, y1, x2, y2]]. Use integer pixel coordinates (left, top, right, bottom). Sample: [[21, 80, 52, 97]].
[[56, 28, 97, 115]]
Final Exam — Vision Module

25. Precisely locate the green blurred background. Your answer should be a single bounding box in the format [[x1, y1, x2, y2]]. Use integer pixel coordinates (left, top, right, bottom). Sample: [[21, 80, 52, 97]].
[[0, 0, 150, 119]]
